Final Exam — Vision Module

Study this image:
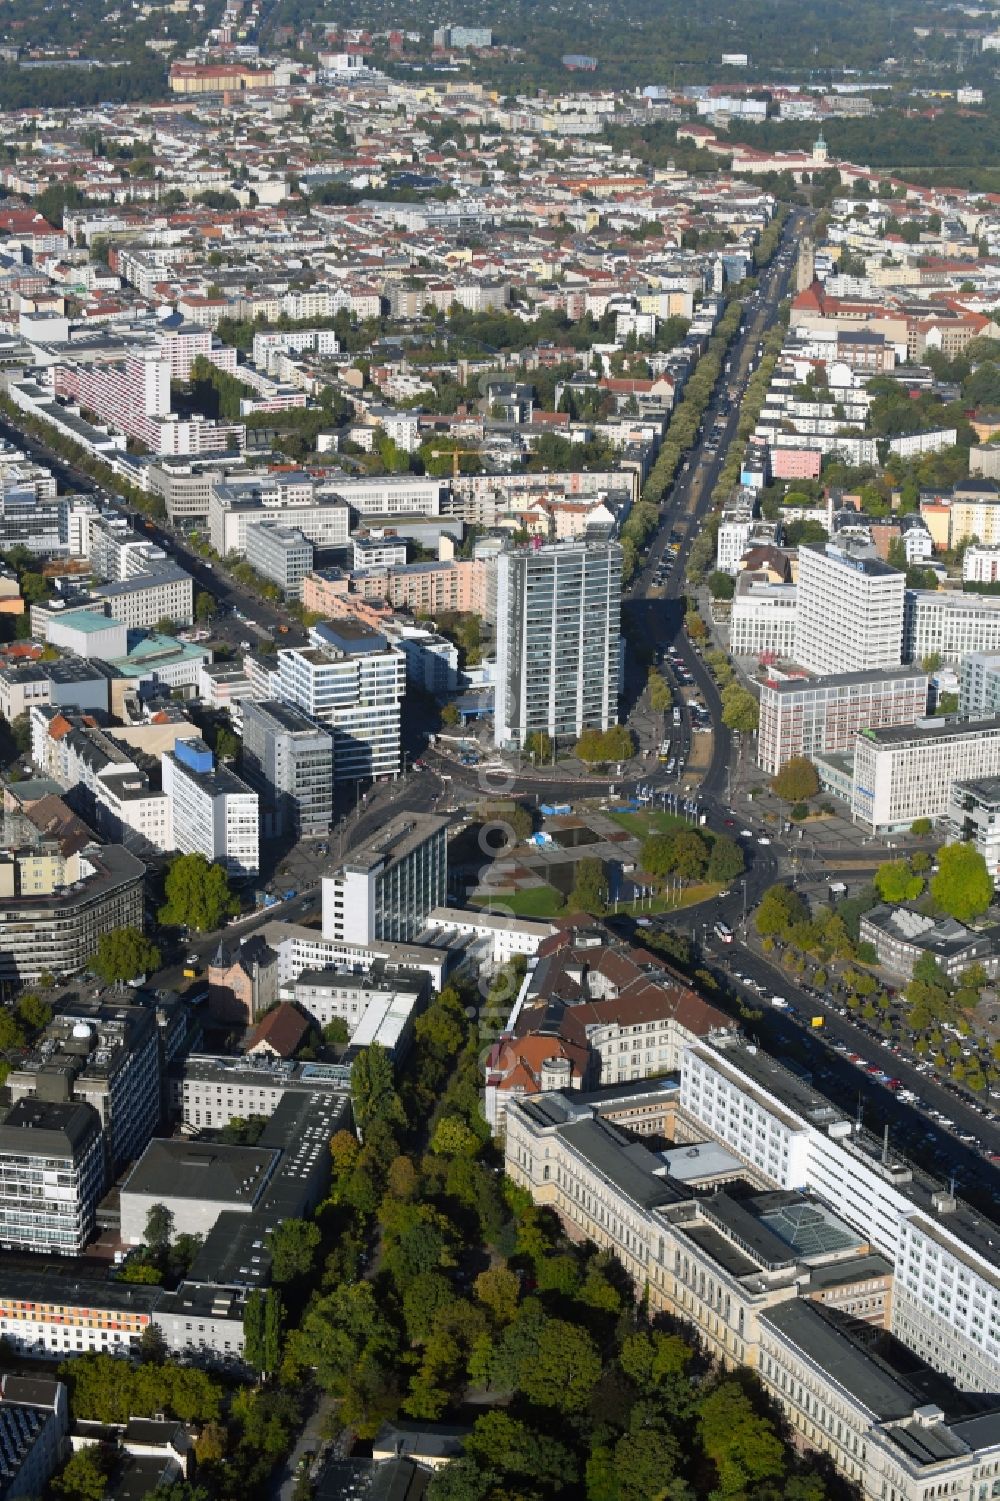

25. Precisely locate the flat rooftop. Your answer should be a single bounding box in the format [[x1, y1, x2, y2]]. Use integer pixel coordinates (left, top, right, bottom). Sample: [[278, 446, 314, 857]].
[[121, 1139, 278, 1206], [338, 812, 447, 876]]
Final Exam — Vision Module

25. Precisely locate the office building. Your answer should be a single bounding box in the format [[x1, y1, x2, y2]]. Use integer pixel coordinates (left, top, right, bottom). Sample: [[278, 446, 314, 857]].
[[7, 1002, 161, 1178], [0, 1100, 104, 1254], [729, 575, 798, 659], [959, 651, 1000, 718], [161, 736, 259, 879], [244, 522, 314, 599], [904, 590, 1000, 664], [795, 543, 905, 677], [92, 563, 194, 631], [757, 669, 928, 775], [321, 813, 447, 945], [120, 1139, 280, 1245], [495, 539, 621, 748], [276, 623, 405, 784], [0, 843, 144, 982], [851, 715, 1000, 831], [0, 656, 111, 723], [45, 610, 128, 662], [207, 476, 350, 557], [942, 775, 1000, 880], [241, 699, 333, 839]]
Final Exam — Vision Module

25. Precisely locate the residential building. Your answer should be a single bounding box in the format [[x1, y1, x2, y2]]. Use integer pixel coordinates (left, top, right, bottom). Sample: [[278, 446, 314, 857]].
[[161, 736, 259, 879], [293, 967, 426, 1039], [962, 544, 1000, 585], [0, 656, 111, 723], [851, 715, 1000, 831], [352, 530, 408, 570], [946, 481, 1000, 547], [495, 539, 621, 748], [795, 543, 905, 676], [959, 651, 1000, 718], [757, 669, 928, 775], [321, 813, 447, 945], [0, 1100, 104, 1254], [241, 699, 333, 839], [244, 522, 314, 599], [276, 624, 405, 784], [0, 843, 144, 982], [904, 590, 1000, 664], [942, 775, 1000, 880], [729, 574, 797, 659]]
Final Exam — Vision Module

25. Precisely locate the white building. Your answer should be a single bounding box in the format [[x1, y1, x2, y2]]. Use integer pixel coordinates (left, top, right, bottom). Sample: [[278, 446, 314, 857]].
[[904, 589, 1000, 665], [942, 776, 1000, 880], [495, 539, 621, 749], [682, 1036, 1000, 1393], [963, 545, 1000, 585], [161, 736, 259, 879], [92, 565, 194, 630], [851, 715, 1000, 831], [320, 813, 447, 945], [960, 651, 1000, 718], [795, 543, 905, 676], [276, 622, 406, 783], [729, 575, 797, 659]]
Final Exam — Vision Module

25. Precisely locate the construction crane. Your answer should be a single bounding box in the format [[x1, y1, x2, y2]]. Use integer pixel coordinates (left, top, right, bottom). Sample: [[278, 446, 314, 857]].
[[429, 447, 478, 482]]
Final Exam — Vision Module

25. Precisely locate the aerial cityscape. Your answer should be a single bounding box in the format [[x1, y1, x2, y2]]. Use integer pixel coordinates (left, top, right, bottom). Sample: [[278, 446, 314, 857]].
[[3, 2, 1000, 1500]]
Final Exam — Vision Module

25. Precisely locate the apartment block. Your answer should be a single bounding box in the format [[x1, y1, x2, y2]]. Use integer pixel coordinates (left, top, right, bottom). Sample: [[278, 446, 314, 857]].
[[161, 736, 259, 879], [757, 669, 928, 776], [320, 813, 447, 945], [962, 544, 1000, 585], [795, 543, 905, 676], [904, 590, 1000, 665], [495, 539, 621, 748], [851, 715, 1000, 831], [241, 698, 333, 839], [276, 623, 405, 784]]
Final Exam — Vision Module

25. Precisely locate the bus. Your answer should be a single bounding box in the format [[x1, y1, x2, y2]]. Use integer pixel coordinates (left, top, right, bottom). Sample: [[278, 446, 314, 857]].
[[713, 921, 733, 944]]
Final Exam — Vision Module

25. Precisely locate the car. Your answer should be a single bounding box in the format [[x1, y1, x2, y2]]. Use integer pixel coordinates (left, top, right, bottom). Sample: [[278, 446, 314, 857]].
[[757, 835, 771, 845], [724, 817, 735, 827], [739, 828, 753, 838]]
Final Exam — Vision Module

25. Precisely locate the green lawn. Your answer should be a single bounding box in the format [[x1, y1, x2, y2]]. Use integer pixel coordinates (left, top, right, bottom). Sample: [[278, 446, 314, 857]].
[[470, 886, 568, 917], [609, 810, 690, 840]]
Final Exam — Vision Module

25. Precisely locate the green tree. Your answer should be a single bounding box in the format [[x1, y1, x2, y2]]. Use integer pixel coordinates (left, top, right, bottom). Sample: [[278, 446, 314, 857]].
[[575, 726, 635, 764], [243, 1288, 283, 1377], [698, 1380, 786, 1494], [524, 730, 553, 762], [53, 1444, 116, 1501], [15, 992, 52, 1031], [931, 843, 994, 922], [518, 1318, 601, 1413], [323, 1017, 350, 1046], [771, 756, 819, 801], [352, 1042, 406, 1134], [465, 1411, 578, 1490], [874, 859, 924, 904], [721, 684, 759, 732], [708, 570, 736, 600], [145, 1203, 174, 1253], [756, 884, 808, 939], [159, 852, 239, 932], [473, 1266, 520, 1326], [569, 857, 608, 914], [708, 834, 746, 884], [92, 927, 161, 984], [194, 591, 216, 623], [268, 1219, 320, 1285], [647, 669, 672, 713]]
